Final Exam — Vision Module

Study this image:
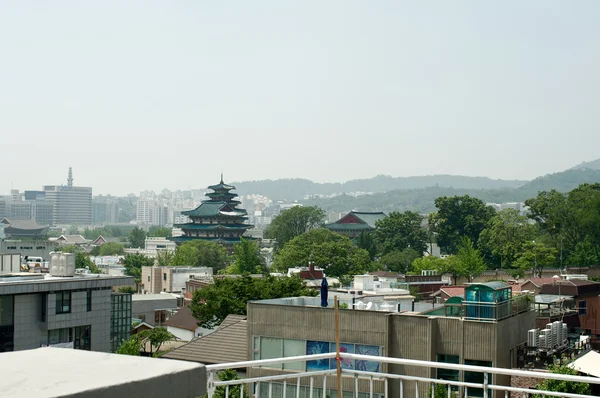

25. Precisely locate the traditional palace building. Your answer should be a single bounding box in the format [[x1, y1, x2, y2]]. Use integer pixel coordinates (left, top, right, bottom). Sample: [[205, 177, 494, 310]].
[[169, 176, 253, 245]]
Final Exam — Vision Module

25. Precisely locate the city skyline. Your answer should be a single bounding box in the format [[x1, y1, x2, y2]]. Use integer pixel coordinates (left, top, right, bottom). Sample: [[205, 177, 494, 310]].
[[2, 2, 600, 195]]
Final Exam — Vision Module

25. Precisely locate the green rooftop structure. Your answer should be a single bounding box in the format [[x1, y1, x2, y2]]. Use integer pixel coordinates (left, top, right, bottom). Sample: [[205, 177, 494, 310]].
[[168, 176, 253, 245], [324, 211, 386, 239]]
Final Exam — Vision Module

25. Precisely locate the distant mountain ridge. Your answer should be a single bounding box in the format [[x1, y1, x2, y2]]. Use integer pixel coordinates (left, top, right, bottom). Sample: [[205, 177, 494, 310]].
[[301, 168, 600, 214], [571, 158, 600, 171], [231, 174, 527, 201]]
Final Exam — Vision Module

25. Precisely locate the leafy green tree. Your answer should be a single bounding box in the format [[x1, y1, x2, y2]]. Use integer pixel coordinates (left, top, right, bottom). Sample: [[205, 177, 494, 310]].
[[533, 363, 591, 398], [374, 211, 427, 256], [434, 195, 495, 254], [190, 274, 316, 329], [411, 256, 447, 275], [225, 238, 265, 274], [478, 209, 536, 270], [265, 206, 325, 250], [568, 240, 600, 267], [147, 226, 172, 237], [454, 237, 486, 282], [75, 252, 102, 274], [171, 240, 229, 271], [139, 327, 176, 354], [357, 231, 377, 260], [514, 241, 557, 278], [118, 286, 136, 294], [156, 249, 175, 267], [379, 249, 420, 273], [116, 335, 141, 356], [273, 228, 376, 278], [97, 242, 125, 256], [123, 253, 154, 284], [128, 227, 147, 249], [204, 369, 249, 398]]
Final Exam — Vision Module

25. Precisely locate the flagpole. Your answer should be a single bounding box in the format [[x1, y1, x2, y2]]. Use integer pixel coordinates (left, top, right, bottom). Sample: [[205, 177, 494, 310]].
[[335, 295, 341, 398]]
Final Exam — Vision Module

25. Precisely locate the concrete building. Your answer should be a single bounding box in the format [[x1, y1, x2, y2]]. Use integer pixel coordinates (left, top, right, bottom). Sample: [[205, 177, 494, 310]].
[[131, 293, 179, 326], [92, 195, 119, 225], [164, 306, 214, 340], [244, 282, 534, 398], [0, 238, 59, 261], [0, 347, 206, 398], [0, 272, 133, 353], [141, 266, 213, 294], [43, 168, 92, 226]]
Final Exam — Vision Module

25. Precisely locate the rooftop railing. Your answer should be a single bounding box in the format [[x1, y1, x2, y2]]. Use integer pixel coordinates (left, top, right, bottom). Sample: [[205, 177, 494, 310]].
[[206, 352, 600, 398]]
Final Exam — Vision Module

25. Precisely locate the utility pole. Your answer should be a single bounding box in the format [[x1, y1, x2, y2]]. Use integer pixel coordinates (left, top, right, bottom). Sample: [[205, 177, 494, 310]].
[[560, 236, 564, 271]]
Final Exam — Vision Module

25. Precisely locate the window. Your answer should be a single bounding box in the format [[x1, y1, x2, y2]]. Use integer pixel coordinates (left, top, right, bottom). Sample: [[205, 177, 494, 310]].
[[36, 246, 45, 250], [579, 300, 587, 315], [437, 354, 459, 390], [163, 273, 167, 281], [0, 296, 14, 352], [86, 290, 92, 312], [41, 294, 47, 322], [48, 327, 73, 345], [74, 325, 91, 350], [283, 339, 305, 370], [147, 276, 150, 282], [464, 360, 492, 397], [55, 291, 71, 314]]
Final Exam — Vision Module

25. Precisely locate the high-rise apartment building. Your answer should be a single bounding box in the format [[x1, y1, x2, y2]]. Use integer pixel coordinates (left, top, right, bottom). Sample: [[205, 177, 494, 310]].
[[92, 195, 119, 225], [43, 168, 92, 226]]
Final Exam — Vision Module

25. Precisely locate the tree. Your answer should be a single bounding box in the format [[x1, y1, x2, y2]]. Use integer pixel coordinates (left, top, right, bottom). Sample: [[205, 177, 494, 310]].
[[533, 363, 591, 398], [147, 226, 172, 237], [225, 238, 265, 274], [116, 335, 141, 356], [190, 274, 316, 329], [265, 206, 325, 250], [156, 249, 175, 267], [128, 227, 147, 248], [454, 237, 486, 282], [379, 249, 420, 273], [272, 228, 376, 278], [171, 240, 229, 271], [357, 231, 377, 260], [205, 369, 249, 398], [514, 241, 557, 278], [478, 209, 536, 270], [118, 286, 136, 294], [75, 252, 102, 274], [434, 195, 495, 254], [123, 253, 154, 285], [97, 242, 125, 256], [568, 240, 600, 267], [139, 327, 176, 354], [374, 211, 428, 256], [411, 256, 463, 284]]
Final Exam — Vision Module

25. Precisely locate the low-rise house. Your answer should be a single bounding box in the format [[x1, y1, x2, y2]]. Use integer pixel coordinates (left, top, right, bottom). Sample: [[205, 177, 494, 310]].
[[164, 306, 214, 341], [324, 211, 386, 239], [520, 278, 558, 295], [163, 314, 248, 366]]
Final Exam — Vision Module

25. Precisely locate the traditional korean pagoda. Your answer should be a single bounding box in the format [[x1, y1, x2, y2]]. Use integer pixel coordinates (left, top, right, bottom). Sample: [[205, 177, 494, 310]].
[[169, 176, 253, 245]]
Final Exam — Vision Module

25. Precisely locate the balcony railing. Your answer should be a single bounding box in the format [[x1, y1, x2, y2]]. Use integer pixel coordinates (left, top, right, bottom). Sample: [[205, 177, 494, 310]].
[[206, 353, 600, 398]]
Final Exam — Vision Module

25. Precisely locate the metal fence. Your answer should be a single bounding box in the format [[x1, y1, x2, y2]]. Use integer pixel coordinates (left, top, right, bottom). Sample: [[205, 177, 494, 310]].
[[206, 352, 600, 398]]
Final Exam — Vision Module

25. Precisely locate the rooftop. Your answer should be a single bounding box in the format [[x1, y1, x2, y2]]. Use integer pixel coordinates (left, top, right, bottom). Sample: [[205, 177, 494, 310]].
[[0, 347, 205, 398], [132, 293, 179, 301], [164, 306, 201, 332], [1, 218, 48, 231], [163, 315, 248, 365], [0, 273, 133, 294]]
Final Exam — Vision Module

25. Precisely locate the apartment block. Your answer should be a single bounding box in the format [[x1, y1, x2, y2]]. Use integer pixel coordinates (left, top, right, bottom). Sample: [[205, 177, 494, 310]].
[[0, 273, 133, 353]]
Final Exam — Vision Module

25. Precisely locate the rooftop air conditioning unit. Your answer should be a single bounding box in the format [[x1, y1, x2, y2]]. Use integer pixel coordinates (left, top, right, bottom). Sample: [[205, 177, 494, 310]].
[[527, 329, 539, 347]]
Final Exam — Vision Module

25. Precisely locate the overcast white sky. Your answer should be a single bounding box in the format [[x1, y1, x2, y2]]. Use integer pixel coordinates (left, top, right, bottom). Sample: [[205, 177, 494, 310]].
[[1, 1, 599, 196]]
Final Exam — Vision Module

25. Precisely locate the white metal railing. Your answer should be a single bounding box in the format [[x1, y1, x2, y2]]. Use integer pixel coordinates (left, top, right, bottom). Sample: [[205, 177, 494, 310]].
[[206, 353, 600, 398]]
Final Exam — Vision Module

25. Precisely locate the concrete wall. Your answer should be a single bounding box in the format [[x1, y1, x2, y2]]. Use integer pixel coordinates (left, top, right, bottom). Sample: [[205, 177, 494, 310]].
[[247, 303, 535, 398], [131, 296, 178, 326], [12, 289, 113, 352]]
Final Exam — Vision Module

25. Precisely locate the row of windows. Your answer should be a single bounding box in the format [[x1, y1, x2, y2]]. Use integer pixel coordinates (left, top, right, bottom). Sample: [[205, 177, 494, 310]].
[[3, 246, 46, 250], [55, 290, 93, 315], [253, 336, 382, 372]]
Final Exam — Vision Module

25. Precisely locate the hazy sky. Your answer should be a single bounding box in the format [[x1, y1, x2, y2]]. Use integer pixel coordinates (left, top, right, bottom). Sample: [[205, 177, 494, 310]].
[[1, 1, 599, 196]]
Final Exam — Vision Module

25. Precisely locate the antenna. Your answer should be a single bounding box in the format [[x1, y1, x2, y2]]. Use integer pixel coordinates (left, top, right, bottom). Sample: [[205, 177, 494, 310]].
[[220, 172, 224, 184], [67, 167, 73, 187]]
